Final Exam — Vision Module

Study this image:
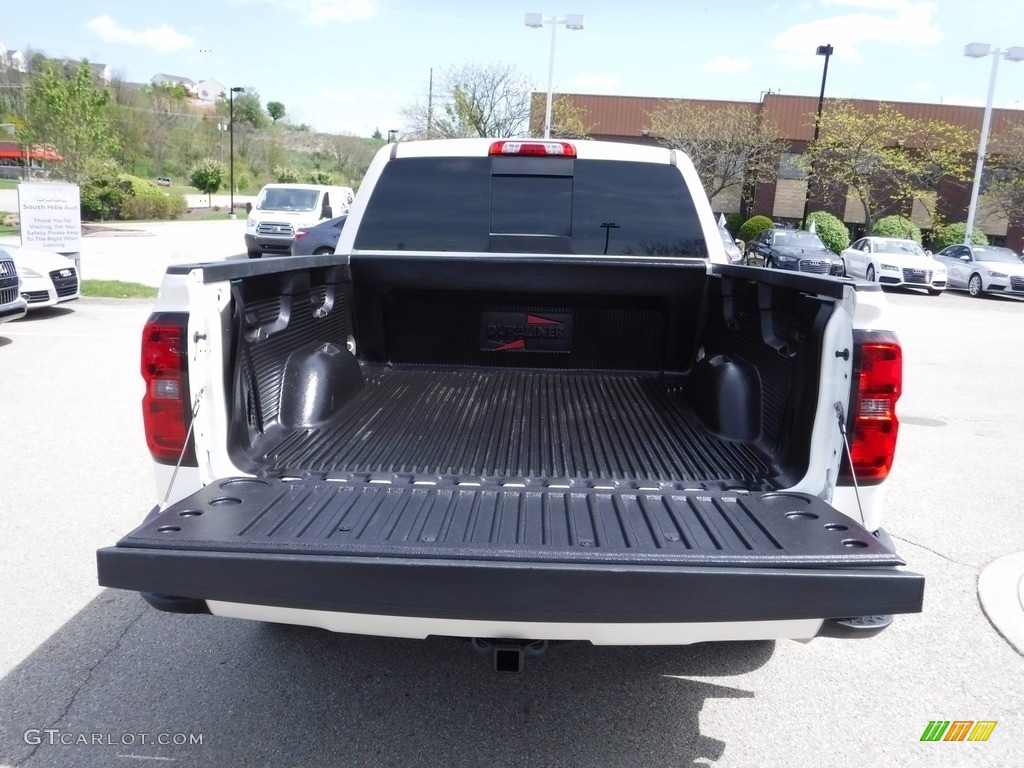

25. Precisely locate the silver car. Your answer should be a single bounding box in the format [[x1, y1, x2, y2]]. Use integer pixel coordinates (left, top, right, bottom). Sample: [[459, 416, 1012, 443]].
[[718, 227, 744, 264], [933, 244, 1024, 298]]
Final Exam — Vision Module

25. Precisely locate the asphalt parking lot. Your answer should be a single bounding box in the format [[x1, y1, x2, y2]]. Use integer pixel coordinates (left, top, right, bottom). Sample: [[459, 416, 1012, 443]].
[[1, 257, 1023, 766]]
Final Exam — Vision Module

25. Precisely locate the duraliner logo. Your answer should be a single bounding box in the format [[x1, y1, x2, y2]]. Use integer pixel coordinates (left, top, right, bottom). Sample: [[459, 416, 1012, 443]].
[[480, 311, 573, 353]]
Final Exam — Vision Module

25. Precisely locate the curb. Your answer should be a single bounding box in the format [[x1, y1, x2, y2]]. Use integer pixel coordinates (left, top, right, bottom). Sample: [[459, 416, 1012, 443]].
[[978, 551, 1024, 656]]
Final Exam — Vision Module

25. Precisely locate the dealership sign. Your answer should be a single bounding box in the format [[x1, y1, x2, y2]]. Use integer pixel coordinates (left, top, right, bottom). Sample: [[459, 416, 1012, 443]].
[[18, 182, 81, 252]]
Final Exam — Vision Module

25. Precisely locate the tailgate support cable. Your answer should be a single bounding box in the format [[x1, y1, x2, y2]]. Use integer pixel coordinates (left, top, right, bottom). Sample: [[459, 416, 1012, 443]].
[[162, 387, 205, 508], [834, 401, 865, 526]]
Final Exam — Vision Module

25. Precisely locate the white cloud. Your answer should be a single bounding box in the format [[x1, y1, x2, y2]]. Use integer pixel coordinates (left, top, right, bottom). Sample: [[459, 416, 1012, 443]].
[[575, 75, 621, 91], [699, 57, 751, 74], [85, 15, 197, 54], [236, 0, 379, 27], [772, 1, 942, 65]]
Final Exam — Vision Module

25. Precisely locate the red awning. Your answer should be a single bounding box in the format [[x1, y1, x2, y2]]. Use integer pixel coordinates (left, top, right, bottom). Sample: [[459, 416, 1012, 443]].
[[0, 141, 64, 162]]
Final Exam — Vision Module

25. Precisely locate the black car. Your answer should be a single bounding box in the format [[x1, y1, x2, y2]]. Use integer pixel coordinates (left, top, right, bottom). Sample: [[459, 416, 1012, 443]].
[[290, 215, 347, 256], [745, 228, 845, 276]]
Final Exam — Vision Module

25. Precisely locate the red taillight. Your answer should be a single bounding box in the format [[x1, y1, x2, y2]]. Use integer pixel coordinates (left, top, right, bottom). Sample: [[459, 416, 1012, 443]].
[[839, 330, 901, 485], [294, 230, 308, 240], [489, 140, 577, 157], [141, 312, 196, 466]]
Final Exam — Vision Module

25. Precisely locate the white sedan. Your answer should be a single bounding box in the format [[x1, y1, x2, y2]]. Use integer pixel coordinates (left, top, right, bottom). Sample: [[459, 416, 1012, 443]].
[[933, 243, 1024, 298], [1, 245, 81, 310], [840, 237, 946, 294]]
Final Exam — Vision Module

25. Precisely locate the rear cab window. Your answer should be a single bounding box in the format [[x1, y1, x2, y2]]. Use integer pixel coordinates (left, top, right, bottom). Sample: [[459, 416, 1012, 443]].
[[354, 156, 708, 257]]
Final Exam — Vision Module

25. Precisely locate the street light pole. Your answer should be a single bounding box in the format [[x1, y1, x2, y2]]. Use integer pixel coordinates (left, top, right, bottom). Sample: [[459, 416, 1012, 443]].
[[962, 43, 1024, 244], [229, 86, 244, 219], [801, 44, 833, 229], [525, 13, 584, 139]]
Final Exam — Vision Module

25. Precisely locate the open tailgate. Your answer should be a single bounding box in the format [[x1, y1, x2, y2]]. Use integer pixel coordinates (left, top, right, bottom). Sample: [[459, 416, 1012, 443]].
[[98, 477, 923, 624]]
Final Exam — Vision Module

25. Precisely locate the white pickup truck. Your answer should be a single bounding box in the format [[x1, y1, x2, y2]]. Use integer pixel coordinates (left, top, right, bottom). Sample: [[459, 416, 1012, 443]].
[[98, 138, 923, 670]]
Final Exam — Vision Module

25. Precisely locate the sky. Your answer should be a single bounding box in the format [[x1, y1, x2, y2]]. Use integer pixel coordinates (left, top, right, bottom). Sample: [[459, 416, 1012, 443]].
[[3, 0, 1024, 137]]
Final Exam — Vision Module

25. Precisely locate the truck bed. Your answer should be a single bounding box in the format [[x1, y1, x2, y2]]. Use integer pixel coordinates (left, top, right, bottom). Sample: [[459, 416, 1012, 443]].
[[256, 367, 774, 486], [226, 255, 830, 490]]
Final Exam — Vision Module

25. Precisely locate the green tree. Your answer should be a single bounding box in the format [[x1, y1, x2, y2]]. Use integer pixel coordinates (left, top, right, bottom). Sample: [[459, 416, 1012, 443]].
[[371, 128, 383, 140], [309, 170, 332, 185], [528, 93, 594, 139], [648, 103, 784, 204], [933, 222, 988, 251], [267, 101, 286, 123], [805, 211, 849, 253], [401, 62, 533, 139], [801, 100, 976, 233], [226, 90, 267, 129], [189, 159, 225, 206], [872, 215, 922, 243], [984, 123, 1024, 228], [25, 59, 119, 183]]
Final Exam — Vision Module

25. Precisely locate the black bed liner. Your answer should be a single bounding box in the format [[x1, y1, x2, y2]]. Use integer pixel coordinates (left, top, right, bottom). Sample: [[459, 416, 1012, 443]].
[[97, 478, 924, 623], [253, 367, 774, 486]]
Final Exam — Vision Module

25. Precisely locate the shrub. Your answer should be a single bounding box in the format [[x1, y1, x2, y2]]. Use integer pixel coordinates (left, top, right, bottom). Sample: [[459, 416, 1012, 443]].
[[724, 212, 743, 237], [115, 174, 187, 220], [233, 170, 256, 195], [80, 167, 127, 221], [806, 210, 849, 254], [932, 222, 988, 251], [273, 165, 299, 183], [872, 215, 921, 243], [308, 170, 332, 185], [738, 215, 774, 244]]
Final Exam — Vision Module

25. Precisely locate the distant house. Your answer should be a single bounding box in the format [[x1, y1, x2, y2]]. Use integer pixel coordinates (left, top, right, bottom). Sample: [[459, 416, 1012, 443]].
[[195, 78, 226, 104], [61, 58, 111, 83], [151, 73, 197, 96], [1, 47, 28, 73]]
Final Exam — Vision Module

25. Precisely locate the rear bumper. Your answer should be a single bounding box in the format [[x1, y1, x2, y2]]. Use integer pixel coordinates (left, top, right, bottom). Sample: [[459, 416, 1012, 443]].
[[98, 478, 924, 642], [99, 545, 923, 625]]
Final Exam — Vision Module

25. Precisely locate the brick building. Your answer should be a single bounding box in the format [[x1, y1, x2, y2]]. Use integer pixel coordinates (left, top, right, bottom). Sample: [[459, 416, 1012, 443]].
[[531, 93, 1024, 250]]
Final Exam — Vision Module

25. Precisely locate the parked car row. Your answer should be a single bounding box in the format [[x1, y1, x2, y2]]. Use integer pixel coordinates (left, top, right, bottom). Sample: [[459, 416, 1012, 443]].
[[0, 245, 81, 315], [740, 230, 1024, 299]]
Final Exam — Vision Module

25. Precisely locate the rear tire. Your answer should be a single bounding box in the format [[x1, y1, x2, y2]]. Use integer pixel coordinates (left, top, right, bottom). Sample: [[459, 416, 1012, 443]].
[[247, 249, 262, 259], [313, 247, 334, 255], [866, 265, 875, 282], [968, 273, 983, 297]]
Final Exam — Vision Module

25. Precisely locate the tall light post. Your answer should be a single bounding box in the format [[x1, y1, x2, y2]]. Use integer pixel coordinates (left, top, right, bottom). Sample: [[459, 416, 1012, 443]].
[[229, 86, 244, 219], [801, 43, 833, 229], [962, 43, 1024, 244], [525, 12, 584, 139]]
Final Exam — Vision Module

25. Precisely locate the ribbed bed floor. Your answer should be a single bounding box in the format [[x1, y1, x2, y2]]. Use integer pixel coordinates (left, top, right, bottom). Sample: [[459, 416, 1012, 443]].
[[256, 368, 774, 486]]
